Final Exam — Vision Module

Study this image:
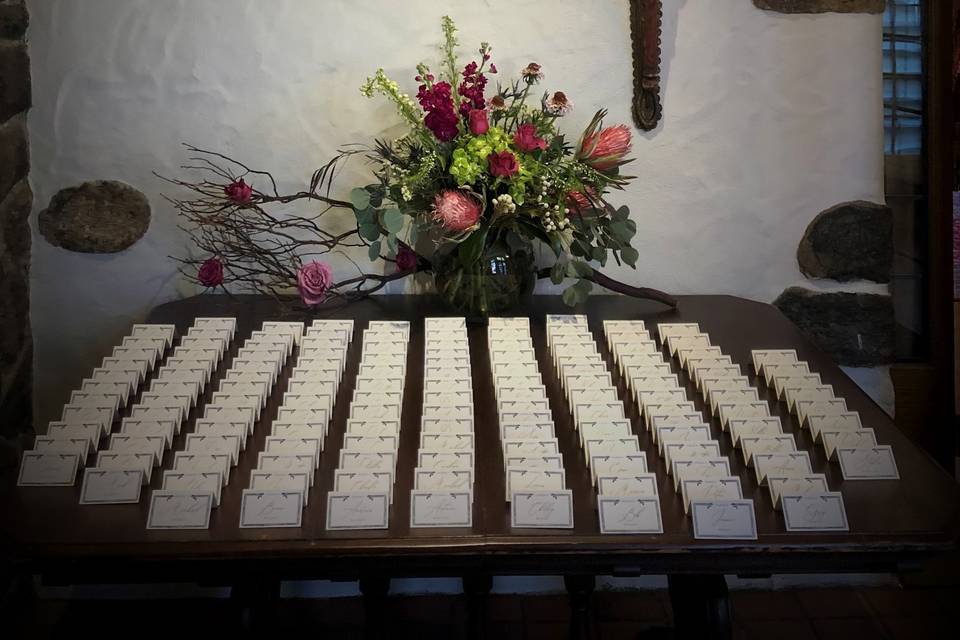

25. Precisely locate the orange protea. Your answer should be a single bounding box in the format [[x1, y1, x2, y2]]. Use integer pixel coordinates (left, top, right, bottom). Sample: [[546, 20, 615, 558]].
[[432, 189, 482, 233], [576, 109, 633, 171]]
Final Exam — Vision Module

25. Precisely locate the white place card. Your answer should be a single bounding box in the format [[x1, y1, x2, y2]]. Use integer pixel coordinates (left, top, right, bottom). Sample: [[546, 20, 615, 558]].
[[17, 452, 80, 486], [782, 492, 849, 532], [754, 452, 813, 485], [414, 468, 473, 492], [822, 429, 877, 460], [420, 433, 474, 451], [417, 450, 474, 470], [162, 470, 223, 507], [808, 412, 863, 442], [351, 403, 402, 421], [410, 491, 473, 528], [130, 323, 176, 347], [591, 454, 648, 484], [717, 401, 771, 431], [511, 490, 574, 529], [797, 398, 848, 427], [598, 496, 663, 534], [257, 453, 314, 483], [340, 450, 397, 472], [80, 380, 130, 407], [655, 424, 711, 452], [146, 491, 213, 529], [663, 442, 722, 472], [239, 490, 304, 528], [505, 454, 563, 470], [764, 362, 811, 388], [672, 457, 731, 489], [691, 500, 758, 540], [347, 419, 402, 437], [503, 439, 560, 456], [32, 436, 91, 461], [149, 379, 200, 407], [597, 473, 658, 498], [44, 422, 100, 449], [785, 385, 836, 413], [201, 406, 256, 434], [502, 423, 555, 441], [500, 411, 553, 428], [108, 434, 165, 465], [838, 446, 899, 480], [422, 417, 474, 434], [740, 435, 797, 466], [335, 470, 395, 503], [343, 434, 399, 452], [194, 421, 249, 449], [96, 452, 154, 483], [728, 417, 783, 447], [709, 388, 760, 417], [265, 436, 321, 467], [643, 403, 698, 431], [326, 492, 390, 530], [506, 468, 566, 500], [172, 452, 230, 485], [269, 423, 326, 447], [249, 471, 311, 506], [751, 349, 799, 374], [120, 419, 176, 448], [767, 474, 830, 508], [185, 434, 241, 465], [61, 405, 113, 435], [680, 477, 742, 514]]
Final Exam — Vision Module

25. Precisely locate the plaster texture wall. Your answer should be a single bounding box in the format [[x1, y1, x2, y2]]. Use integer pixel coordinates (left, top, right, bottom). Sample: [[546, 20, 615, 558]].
[[24, 0, 886, 596]]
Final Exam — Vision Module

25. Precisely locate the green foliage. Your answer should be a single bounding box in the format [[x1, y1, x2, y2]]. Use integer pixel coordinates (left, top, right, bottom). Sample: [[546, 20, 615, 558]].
[[368, 240, 381, 261], [458, 226, 488, 267], [350, 187, 371, 211], [562, 278, 593, 307]]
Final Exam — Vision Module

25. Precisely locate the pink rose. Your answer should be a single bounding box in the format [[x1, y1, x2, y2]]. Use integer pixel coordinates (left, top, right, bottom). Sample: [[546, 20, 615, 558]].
[[513, 123, 547, 153], [396, 244, 418, 272], [468, 108, 489, 135], [224, 178, 253, 203], [488, 150, 519, 178], [297, 260, 333, 306], [197, 257, 224, 287]]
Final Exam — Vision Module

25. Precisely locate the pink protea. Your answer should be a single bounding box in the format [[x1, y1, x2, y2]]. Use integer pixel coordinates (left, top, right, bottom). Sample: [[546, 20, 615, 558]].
[[579, 124, 632, 171], [432, 189, 482, 233]]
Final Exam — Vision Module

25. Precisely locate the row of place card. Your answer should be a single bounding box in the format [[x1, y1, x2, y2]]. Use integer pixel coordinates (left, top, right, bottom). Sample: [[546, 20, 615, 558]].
[[549, 316, 662, 534], [408, 317, 475, 528], [21, 323, 179, 489], [238, 320, 354, 528], [489, 316, 573, 529], [326, 320, 408, 530]]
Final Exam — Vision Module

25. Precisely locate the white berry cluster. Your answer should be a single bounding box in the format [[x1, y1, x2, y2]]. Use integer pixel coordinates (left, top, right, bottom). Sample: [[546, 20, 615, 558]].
[[493, 193, 516, 216]]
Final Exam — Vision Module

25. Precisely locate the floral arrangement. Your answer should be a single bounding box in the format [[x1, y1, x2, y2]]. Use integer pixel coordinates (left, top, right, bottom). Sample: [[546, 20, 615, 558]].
[[167, 17, 675, 312]]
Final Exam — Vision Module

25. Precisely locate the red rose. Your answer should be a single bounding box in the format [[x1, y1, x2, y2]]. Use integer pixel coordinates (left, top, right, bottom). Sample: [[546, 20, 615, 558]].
[[488, 150, 519, 178], [224, 178, 253, 203], [513, 123, 547, 153], [468, 108, 489, 135], [396, 245, 417, 272], [198, 257, 224, 287]]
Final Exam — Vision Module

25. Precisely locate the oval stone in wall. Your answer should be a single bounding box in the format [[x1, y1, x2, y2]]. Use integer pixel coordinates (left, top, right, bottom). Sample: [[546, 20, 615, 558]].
[[797, 200, 892, 283], [38, 180, 150, 253]]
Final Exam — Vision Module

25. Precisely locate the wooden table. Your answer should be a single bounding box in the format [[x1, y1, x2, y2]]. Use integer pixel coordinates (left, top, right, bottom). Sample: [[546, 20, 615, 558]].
[[3, 294, 959, 639]]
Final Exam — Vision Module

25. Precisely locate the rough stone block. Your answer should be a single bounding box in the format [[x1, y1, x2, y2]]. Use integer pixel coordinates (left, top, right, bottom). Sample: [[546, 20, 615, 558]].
[[773, 286, 894, 366], [797, 200, 892, 283], [39, 180, 151, 253], [754, 0, 886, 13], [0, 113, 28, 201], [0, 40, 30, 121], [0, 2, 28, 40]]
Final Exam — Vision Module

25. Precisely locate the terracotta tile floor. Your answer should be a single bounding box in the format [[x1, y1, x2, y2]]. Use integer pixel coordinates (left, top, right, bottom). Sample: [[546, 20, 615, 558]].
[[9, 584, 959, 639]]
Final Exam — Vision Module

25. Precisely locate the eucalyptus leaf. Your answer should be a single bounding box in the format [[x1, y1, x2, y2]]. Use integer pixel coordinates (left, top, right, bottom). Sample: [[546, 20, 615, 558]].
[[621, 246, 639, 268], [383, 208, 404, 234], [550, 262, 566, 285], [355, 208, 376, 227], [359, 223, 380, 242], [613, 205, 630, 222], [562, 284, 579, 307], [591, 246, 606, 262], [386, 233, 399, 254], [568, 261, 593, 277], [350, 187, 371, 211], [368, 240, 381, 262]]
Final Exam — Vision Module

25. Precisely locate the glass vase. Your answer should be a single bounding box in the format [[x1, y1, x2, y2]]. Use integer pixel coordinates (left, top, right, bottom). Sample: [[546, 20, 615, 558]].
[[433, 244, 536, 317]]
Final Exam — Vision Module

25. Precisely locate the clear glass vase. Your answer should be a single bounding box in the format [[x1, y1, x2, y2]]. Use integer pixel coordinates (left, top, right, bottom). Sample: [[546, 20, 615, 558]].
[[433, 244, 536, 317]]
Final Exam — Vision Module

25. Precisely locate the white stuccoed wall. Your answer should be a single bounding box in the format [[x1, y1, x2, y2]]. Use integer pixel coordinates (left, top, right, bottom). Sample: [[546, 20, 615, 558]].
[[25, 0, 886, 594]]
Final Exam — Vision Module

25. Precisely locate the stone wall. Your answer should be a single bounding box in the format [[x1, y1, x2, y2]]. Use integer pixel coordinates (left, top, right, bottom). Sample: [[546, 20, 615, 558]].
[[0, 0, 31, 469]]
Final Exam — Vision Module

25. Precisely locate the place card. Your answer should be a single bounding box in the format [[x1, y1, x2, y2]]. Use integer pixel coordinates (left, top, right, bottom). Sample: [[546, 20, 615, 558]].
[[138, 391, 190, 421], [17, 452, 80, 486], [506, 468, 565, 500], [680, 477, 742, 514], [346, 419, 401, 437], [130, 323, 176, 347], [500, 411, 553, 428], [351, 403, 403, 420], [768, 474, 830, 509], [108, 434, 165, 465], [76, 468, 143, 504], [410, 491, 473, 528], [573, 402, 625, 425], [709, 388, 759, 417], [420, 433, 475, 452], [185, 434, 241, 465], [591, 454, 648, 484], [717, 401, 771, 431], [655, 423, 711, 450], [598, 496, 663, 534], [784, 385, 836, 413], [91, 368, 140, 396], [421, 417, 473, 435], [511, 490, 574, 528], [751, 349, 798, 375], [344, 434, 399, 452], [643, 403, 698, 431], [257, 453, 315, 484], [502, 422, 555, 440], [326, 492, 390, 530], [578, 420, 632, 448], [691, 500, 757, 540], [740, 434, 797, 466], [728, 417, 783, 447], [690, 363, 741, 390], [782, 492, 849, 532], [335, 470, 395, 502], [838, 446, 899, 480], [97, 452, 154, 483], [203, 406, 255, 435], [194, 421, 250, 448], [418, 450, 474, 470], [100, 356, 148, 381], [503, 439, 560, 456], [162, 470, 223, 507], [240, 490, 305, 527], [663, 441, 723, 471], [649, 413, 705, 435], [80, 380, 130, 407], [61, 405, 113, 435], [172, 452, 230, 484], [585, 438, 642, 463], [147, 491, 214, 530], [672, 457, 731, 489], [414, 468, 473, 492], [754, 452, 813, 485], [32, 436, 91, 461], [636, 389, 689, 415], [208, 393, 260, 421], [822, 429, 876, 460], [340, 450, 396, 472], [808, 412, 863, 441], [45, 422, 100, 449], [764, 362, 811, 389], [797, 398, 848, 426], [265, 436, 321, 467], [597, 473, 658, 498], [505, 454, 563, 470], [149, 379, 200, 407]]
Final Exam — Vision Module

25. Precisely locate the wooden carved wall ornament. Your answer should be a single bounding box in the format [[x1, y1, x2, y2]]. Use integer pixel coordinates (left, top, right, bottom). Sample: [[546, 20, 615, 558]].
[[629, 0, 663, 131]]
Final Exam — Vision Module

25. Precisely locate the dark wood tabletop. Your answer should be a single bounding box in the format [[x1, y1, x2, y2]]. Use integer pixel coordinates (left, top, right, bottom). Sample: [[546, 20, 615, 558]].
[[3, 294, 958, 584]]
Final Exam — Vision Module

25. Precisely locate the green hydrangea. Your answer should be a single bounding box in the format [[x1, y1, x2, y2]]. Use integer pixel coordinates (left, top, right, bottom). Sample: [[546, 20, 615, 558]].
[[449, 148, 483, 186], [449, 127, 515, 186]]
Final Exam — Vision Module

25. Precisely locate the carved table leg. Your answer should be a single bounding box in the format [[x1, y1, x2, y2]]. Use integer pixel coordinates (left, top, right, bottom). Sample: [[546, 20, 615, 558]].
[[463, 574, 492, 640], [667, 574, 731, 640], [359, 575, 391, 640], [564, 574, 597, 640], [230, 579, 280, 632]]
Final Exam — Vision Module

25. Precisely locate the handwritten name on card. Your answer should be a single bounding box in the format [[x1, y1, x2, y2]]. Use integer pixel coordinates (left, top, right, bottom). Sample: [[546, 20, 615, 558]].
[[146, 491, 213, 529], [782, 493, 849, 532], [838, 447, 899, 480], [598, 496, 663, 534], [510, 490, 574, 529], [410, 491, 473, 528], [691, 500, 758, 540], [161, 471, 223, 507]]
